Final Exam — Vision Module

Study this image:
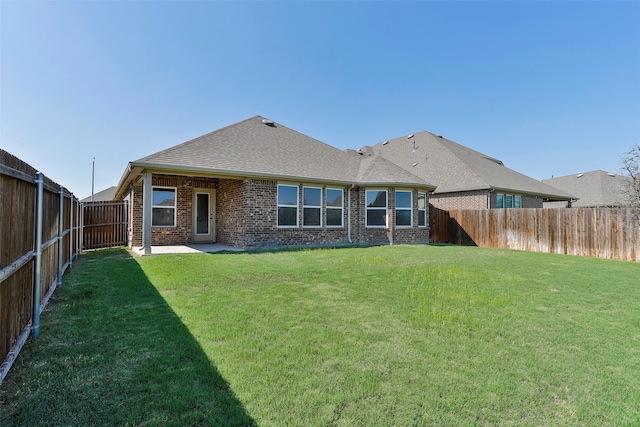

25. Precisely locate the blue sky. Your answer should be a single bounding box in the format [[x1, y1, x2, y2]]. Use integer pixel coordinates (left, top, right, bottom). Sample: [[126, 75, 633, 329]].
[[2, 1, 639, 199]]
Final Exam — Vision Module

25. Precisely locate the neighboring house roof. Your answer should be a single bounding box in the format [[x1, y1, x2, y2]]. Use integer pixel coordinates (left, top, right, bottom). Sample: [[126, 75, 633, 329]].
[[81, 186, 117, 202], [116, 116, 436, 198], [542, 170, 632, 207], [362, 131, 574, 201]]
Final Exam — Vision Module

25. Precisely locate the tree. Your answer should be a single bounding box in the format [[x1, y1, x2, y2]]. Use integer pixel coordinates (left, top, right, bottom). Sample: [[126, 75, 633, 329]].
[[620, 144, 640, 210]]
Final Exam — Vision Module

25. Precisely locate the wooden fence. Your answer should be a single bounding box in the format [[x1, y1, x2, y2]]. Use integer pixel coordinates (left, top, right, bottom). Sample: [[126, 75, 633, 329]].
[[430, 206, 640, 262], [82, 201, 128, 250], [0, 149, 80, 384]]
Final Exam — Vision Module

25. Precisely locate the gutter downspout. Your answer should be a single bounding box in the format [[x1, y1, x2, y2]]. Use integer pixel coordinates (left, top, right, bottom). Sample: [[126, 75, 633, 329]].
[[348, 184, 355, 243], [488, 188, 494, 209]]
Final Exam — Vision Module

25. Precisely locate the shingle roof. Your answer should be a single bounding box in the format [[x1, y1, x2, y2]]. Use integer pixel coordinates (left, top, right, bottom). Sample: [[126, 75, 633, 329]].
[[542, 170, 632, 207], [365, 131, 573, 201], [81, 186, 117, 202], [117, 116, 435, 195]]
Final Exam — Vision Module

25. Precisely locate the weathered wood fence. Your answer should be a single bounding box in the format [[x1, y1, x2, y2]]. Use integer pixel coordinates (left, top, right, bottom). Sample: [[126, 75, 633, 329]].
[[430, 205, 640, 262], [82, 201, 128, 250], [1, 149, 81, 383]]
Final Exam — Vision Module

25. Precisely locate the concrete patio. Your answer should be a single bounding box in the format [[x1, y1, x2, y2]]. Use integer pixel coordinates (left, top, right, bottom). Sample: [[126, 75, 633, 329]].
[[132, 244, 243, 255]]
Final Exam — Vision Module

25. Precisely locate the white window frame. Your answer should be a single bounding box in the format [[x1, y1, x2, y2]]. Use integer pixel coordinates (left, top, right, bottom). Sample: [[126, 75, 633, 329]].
[[395, 189, 413, 228], [302, 185, 322, 228], [152, 186, 177, 228], [277, 183, 299, 228], [417, 192, 427, 228], [326, 187, 344, 228], [365, 189, 388, 228]]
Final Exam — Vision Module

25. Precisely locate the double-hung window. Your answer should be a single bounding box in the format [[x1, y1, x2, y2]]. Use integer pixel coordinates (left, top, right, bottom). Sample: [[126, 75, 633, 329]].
[[277, 184, 298, 227], [395, 190, 412, 227], [417, 192, 427, 227], [366, 189, 387, 227], [326, 188, 343, 227], [303, 186, 322, 227], [152, 187, 176, 227], [506, 194, 513, 208], [496, 193, 504, 209]]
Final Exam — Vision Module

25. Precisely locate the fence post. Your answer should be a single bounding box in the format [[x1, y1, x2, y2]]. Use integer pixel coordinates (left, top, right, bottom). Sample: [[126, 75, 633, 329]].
[[32, 172, 44, 339], [69, 193, 73, 268], [57, 186, 64, 288]]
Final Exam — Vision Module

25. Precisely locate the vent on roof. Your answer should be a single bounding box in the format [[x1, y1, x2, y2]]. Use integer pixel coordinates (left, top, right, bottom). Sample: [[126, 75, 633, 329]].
[[382, 140, 389, 145], [412, 141, 417, 152], [412, 162, 418, 167], [435, 134, 443, 138], [607, 172, 615, 177], [407, 134, 414, 139], [576, 173, 584, 178], [261, 119, 275, 127]]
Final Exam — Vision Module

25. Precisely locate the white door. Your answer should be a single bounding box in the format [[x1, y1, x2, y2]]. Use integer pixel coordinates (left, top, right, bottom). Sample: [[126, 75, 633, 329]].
[[193, 189, 215, 242]]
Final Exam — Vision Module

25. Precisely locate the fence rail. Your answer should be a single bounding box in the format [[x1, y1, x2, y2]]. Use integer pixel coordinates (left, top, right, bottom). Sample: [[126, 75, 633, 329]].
[[430, 206, 640, 262], [0, 149, 80, 384]]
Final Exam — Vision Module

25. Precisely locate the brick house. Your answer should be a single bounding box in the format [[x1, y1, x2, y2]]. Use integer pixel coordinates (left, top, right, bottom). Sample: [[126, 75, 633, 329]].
[[357, 131, 573, 210], [114, 116, 436, 253]]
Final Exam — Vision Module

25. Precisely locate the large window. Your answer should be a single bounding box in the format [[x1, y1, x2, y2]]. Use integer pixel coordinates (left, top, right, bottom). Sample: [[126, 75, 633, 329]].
[[366, 189, 387, 227], [418, 192, 427, 227], [395, 190, 412, 227], [326, 188, 343, 227], [278, 184, 298, 227], [303, 186, 322, 227], [152, 187, 176, 227]]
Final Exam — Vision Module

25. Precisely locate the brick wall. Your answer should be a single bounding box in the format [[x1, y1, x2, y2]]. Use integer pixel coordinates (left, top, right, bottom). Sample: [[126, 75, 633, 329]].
[[430, 190, 489, 210], [217, 178, 247, 248], [125, 173, 431, 249]]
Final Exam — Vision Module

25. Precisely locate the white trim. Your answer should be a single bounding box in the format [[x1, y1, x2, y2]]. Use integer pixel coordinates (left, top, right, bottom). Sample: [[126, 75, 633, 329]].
[[326, 187, 344, 228], [151, 186, 177, 228], [417, 191, 427, 228], [302, 185, 323, 228], [395, 189, 413, 228], [365, 188, 388, 228], [277, 183, 299, 228]]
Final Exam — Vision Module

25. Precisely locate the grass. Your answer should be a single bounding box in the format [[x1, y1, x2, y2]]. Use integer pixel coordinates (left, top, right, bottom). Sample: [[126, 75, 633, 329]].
[[1, 245, 639, 426]]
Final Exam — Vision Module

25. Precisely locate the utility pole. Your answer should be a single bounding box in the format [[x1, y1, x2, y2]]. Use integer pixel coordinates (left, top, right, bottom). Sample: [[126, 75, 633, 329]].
[[91, 157, 95, 202]]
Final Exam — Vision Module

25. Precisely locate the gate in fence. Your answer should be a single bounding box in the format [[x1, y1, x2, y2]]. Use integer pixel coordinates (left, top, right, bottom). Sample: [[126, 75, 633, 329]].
[[82, 201, 128, 250]]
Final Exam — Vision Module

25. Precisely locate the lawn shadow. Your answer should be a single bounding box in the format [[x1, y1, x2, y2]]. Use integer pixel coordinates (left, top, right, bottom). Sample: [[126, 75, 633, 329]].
[[0, 248, 256, 427]]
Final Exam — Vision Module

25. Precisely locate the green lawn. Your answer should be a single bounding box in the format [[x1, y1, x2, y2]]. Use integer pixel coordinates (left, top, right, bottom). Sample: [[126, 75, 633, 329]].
[[1, 245, 639, 426]]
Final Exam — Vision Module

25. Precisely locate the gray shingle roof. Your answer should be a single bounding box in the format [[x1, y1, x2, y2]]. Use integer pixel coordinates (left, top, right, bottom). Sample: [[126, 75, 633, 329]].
[[118, 116, 435, 194], [81, 186, 117, 202], [542, 170, 632, 207], [366, 131, 574, 201]]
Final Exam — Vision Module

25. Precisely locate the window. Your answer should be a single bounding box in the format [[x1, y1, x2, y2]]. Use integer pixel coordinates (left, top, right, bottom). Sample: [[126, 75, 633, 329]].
[[395, 190, 412, 227], [366, 189, 387, 227], [514, 195, 522, 208], [278, 184, 298, 227], [417, 192, 427, 227], [152, 187, 176, 227], [303, 186, 322, 227], [326, 188, 343, 227], [496, 193, 504, 209], [506, 194, 513, 208]]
